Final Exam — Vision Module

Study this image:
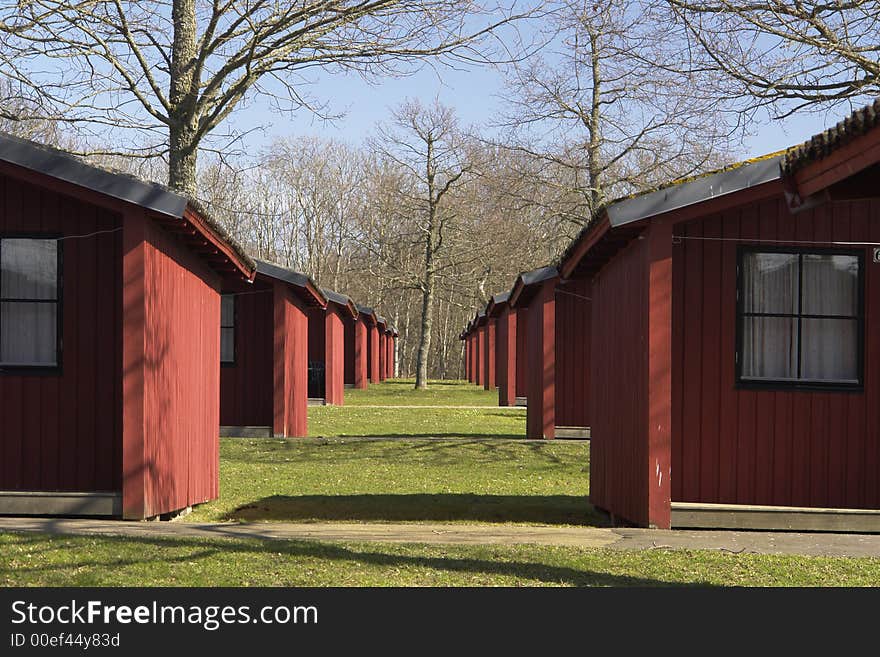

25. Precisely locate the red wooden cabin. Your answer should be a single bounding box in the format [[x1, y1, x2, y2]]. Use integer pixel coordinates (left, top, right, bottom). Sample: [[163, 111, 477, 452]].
[[509, 266, 591, 440], [367, 310, 381, 383], [462, 322, 474, 383], [384, 327, 397, 379], [563, 99, 880, 531], [376, 316, 388, 381], [348, 304, 375, 389], [487, 291, 516, 406], [308, 289, 357, 405], [0, 132, 255, 519], [474, 311, 486, 386], [220, 260, 325, 438]]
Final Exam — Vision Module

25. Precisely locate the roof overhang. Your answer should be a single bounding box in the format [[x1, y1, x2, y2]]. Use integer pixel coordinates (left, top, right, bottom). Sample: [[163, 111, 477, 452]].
[[321, 289, 358, 318], [255, 260, 326, 307], [355, 304, 378, 326], [509, 266, 558, 308], [606, 156, 783, 229], [0, 132, 255, 282], [558, 157, 787, 281], [486, 290, 511, 318], [789, 123, 880, 201]]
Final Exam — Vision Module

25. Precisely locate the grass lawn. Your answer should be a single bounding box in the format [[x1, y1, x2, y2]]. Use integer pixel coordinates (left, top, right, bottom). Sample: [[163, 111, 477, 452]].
[[342, 378, 500, 406], [195, 379, 567, 524], [3, 532, 880, 586], [308, 406, 524, 438], [187, 437, 594, 524]]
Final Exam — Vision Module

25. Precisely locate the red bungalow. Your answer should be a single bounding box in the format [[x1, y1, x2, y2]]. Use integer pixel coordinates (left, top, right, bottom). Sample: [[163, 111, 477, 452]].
[[461, 327, 471, 382], [463, 298, 527, 402], [308, 288, 357, 405], [473, 311, 486, 386], [486, 291, 515, 406], [481, 303, 497, 392], [509, 267, 591, 440], [562, 99, 880, 531], [0, 132, 255, 519], [384, 326, 397, 379], [376, 316, 388, 382], [347, 304, 375, 389], [462, 322, 474, 383], [366, 309, 381, 383], [220, 260, 325, 438]]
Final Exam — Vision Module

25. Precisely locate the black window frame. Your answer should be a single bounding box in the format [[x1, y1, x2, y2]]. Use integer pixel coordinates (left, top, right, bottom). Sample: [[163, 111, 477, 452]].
[[0, 234, 64, 375], [735, 245, 865, 392], [220, 293, 236, 366]]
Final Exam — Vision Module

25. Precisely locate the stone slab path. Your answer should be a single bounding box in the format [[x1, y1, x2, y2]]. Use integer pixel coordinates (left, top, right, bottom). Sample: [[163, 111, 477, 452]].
[[3, 517, 880, 557]]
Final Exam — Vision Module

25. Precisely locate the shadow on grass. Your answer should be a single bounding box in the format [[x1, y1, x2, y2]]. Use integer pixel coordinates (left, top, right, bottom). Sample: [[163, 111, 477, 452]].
[[224, 493, 606, 526], [1, 531, 696, 587]]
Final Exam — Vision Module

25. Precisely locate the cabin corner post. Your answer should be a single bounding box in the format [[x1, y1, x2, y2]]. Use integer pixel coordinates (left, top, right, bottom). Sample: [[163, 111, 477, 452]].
[[484, 317, 497, 391], [121, 210, 148, 520], [526, 278, 556, 439], [386, 334, 394, 379], [369, 324, 380, 383], [272, 283, 289, 437], [646, 218, 673, 529], [325, 308, 345, 405], [498, 307, 517, 406], [378, 331, 387, 381], [290, 295, 309, 437], [354, 318, 368, 389]]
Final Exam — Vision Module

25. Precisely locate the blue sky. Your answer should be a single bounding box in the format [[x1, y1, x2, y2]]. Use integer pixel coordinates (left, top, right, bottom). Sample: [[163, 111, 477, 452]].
[[251, 59, 860, 162]]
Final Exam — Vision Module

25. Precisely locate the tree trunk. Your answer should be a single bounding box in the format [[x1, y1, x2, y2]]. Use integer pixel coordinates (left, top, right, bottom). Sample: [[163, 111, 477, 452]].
[[587, 29, 603, 217], [168, 0, 199, 195], [414, 267, 435, 390]]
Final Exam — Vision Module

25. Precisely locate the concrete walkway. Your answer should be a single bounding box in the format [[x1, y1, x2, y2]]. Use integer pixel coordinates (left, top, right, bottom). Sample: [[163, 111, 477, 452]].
[[4, 517, 880, 557]]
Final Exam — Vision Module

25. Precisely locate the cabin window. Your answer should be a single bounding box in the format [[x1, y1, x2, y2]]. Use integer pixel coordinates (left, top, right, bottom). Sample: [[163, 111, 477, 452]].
[[737, 248, 863, 389], [220, 294, 235, 364], [0, 238, 61, 369]]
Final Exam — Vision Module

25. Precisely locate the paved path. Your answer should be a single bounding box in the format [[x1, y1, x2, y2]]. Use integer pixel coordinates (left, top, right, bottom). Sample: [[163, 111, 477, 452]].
[[3, 518, 880, 557]]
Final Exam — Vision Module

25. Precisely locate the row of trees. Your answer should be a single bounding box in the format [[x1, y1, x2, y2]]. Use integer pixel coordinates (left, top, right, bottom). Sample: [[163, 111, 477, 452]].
[[1, 0, 878, 385]]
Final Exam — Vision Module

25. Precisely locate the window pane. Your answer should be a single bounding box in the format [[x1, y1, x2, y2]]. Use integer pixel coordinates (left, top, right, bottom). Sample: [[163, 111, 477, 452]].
[[221, 327, 234, 363], [801, 318, 858, 382], [221, 294, 235, 327], [802, 254, 859, 317], [1, 302, 57, 365], [742, 252, 798, 314], [1, 239, 58, 300], [741, 316, 797, 380]]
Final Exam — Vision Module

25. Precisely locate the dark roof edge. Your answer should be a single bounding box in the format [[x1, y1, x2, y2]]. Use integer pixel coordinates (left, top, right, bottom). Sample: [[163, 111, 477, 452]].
[[606, 155, 783, 228], [520, 265, 559, 287], [0, 131, 187, 218], [255, 260, 326, 305], [0, 131, 255, 275]]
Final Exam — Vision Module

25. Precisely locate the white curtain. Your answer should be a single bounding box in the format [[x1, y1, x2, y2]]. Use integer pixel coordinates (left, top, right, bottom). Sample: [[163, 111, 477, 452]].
[[0, 239, 58, 366], [800, 254, 858, 382], [742, 251, 859, 383], [1, 303, 57, 365], [742, 253, 798, 380], [220, 294, 235, 363]]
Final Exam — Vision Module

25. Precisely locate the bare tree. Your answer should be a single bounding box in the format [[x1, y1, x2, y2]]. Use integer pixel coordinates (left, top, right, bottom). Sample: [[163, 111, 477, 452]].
[[496, 0, 739, 233], [368, 99, 476, 389], [666, 0, 880, 114], [0, 1, 528, 194]]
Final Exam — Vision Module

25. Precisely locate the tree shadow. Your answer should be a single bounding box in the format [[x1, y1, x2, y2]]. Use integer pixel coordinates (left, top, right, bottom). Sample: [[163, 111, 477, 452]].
[[1, 530, 704, 587], [223, 493, 606, 526]]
